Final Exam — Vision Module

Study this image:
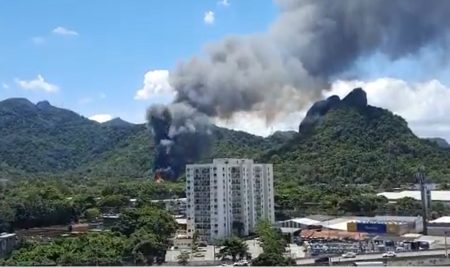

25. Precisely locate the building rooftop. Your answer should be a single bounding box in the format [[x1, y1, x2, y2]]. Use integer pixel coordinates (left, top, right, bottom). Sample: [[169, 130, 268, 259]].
[[320, 217, 355, 231], [102, 214, 120, 219], [430, 216, 450, 224], [212, 158, 254, 164], [279, 227, 302, 234], [372, 215, 421, 223], [176, 218, 187, 225], [290, 217, 321, 225], [377, 190, 450, 202], [306, 215, 336, 222], [0, 233, 16, 239], [151, 198, 187, 203]]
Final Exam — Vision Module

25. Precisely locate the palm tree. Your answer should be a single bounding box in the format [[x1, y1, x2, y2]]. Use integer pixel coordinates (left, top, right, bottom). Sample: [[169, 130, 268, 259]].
[[217, 236, 249, 262]]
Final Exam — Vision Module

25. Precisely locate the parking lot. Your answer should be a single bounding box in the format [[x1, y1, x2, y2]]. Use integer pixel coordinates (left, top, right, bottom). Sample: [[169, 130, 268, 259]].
[[165, 239, 305, 264], [301, 237, 431, 258]]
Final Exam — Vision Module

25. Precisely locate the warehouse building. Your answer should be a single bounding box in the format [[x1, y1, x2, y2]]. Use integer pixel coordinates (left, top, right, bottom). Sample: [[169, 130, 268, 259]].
[[428, 216, 450, 236], [320, 216, 423, 235], [377, 190, 450, 206]]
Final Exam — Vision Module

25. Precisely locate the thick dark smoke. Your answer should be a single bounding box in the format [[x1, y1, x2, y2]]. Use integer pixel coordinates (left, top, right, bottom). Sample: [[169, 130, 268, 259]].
[[149, 0, 450, 179], [171, 0, 450, 118], [147, 103, 212, 180]]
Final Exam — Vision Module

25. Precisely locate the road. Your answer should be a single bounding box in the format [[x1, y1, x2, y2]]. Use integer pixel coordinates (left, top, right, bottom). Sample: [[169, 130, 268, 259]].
[[296, 249, 448, 265]]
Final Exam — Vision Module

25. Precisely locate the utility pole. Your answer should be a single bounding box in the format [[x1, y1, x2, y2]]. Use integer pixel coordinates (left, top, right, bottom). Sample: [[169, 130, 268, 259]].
[[416, 166, 428, 235], [445, 231, 448, 258]]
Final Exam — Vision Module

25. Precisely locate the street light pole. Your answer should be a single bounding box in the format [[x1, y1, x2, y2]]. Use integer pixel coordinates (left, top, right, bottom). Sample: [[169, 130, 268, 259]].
[[445, 231, 448, 258]]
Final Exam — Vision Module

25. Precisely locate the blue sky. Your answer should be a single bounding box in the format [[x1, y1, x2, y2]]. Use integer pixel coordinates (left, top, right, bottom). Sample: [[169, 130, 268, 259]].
[[0, 0, 277, 122], [1, 0, 450, 140]]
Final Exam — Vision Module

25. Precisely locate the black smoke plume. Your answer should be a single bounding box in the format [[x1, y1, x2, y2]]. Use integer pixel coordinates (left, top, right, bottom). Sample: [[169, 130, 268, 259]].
[[149, 0, 450, 179], [147, 103, 212, 180], [171, 0, 450, 119]]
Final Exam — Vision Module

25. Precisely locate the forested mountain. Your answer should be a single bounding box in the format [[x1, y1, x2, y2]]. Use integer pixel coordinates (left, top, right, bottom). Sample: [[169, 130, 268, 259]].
[[1, 90, 450, 188], [0, 98, 276, 180], [264, 88, 450, 190]]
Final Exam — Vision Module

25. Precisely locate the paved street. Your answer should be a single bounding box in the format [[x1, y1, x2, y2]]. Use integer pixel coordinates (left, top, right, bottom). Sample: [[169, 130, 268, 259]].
[[296, 249, 448, 265]]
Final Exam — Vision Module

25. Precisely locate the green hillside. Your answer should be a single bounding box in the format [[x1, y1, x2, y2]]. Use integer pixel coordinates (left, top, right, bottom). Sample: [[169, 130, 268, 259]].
[[0, 98, 277, 180], [1, 91, 450, 189], [264, 89, 450, 188]]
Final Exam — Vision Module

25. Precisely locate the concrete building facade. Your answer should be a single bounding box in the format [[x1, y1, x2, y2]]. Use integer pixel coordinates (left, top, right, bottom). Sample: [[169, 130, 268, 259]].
[[186, 158, 275, 242]]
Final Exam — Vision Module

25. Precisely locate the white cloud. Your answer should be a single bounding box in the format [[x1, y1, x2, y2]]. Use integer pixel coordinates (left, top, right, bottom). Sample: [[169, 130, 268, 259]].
[[2, 83, 9, 89], [326, 78, 450, 140], [214, 77, 450, 141], [218, 0, 230, 7], [215, 110, 306, 137], [204, 11, 215, 25], [15, 75, 59, 93], [31, 36, 45, 45], [89, 114, 113, 123], [134, 69, 176, 102], [52, 26, 79, 36]]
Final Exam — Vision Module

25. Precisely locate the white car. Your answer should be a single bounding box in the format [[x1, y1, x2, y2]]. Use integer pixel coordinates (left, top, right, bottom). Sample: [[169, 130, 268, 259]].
[[382, 251, 397, 257], [342, 252, 357, 258]]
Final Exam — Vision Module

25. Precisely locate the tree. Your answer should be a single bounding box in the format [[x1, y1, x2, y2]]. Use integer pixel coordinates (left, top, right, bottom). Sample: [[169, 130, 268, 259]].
[[395, 197, 422, 216], [192, 230, 199, 253], [252, 253, 296, 266], [84, 207, 100, 222], [177, 251, 190, 266], [99, 194, 129, 209], [0, 201, 15, 232], [256, 220, 286, 255], [217, 236, 249, 262], [112, 205, 177, 238], [252, 220, 295, 266], [5, 233, 126, 266]]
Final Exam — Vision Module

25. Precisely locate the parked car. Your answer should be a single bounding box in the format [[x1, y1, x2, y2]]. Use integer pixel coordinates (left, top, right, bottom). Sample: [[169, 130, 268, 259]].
[[342, 252, 357, 258], [315, 256, 330, 264], [382, 251, 396, 257], [395, 246, 406, 252]]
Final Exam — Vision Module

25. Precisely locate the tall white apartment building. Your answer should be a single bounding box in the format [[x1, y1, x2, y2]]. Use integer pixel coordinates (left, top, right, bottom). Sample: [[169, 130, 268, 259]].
[[185, 158, 275, 243]]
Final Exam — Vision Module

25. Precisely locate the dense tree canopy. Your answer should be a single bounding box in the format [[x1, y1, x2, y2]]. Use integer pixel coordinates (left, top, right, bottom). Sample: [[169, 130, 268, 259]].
[[4, 233, 126, 266], [252, 220, 295, 266]]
